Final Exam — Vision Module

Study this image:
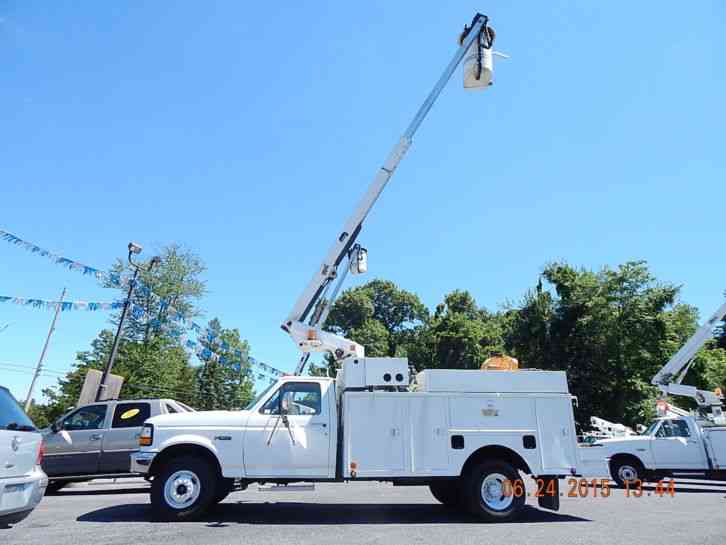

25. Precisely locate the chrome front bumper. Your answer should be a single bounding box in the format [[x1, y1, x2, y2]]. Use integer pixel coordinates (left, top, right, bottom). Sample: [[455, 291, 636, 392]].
[[130, 451, 157, 474], [0, 466, 48, 519]]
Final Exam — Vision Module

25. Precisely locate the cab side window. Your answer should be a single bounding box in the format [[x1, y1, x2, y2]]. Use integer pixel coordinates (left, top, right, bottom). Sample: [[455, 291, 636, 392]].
[[63, 405, 107, 431], [260, 383, 322, 416], [669, 419, 690, 438], [112, 402, 151, 428], [656, 420, 690, 438]]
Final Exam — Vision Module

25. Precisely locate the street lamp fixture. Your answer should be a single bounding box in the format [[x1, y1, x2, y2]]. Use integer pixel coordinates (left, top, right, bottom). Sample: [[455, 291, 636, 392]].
[[95, 242, 161, 401]]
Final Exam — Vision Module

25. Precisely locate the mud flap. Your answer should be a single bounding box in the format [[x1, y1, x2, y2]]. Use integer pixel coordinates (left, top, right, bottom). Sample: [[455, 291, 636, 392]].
[[537, 476, 560, 511]]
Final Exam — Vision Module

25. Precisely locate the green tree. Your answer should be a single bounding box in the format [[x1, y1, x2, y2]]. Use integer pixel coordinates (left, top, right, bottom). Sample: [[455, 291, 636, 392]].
[[195, 318, 255, 410], [409, 290, 506, 371], [700, 346, 726, 392], [716, 321, 726, 350], [36, 246, 206, 419], [321, 280, 428, 374], [105, 244, 206, 343], [504, 261, 696, 426]]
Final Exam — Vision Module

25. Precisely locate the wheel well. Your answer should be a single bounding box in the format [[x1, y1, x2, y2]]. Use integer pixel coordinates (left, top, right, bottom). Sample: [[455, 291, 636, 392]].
[[148, 444, 223, 479], [609, 453, 644, 471], [460, 445, 533, 477]]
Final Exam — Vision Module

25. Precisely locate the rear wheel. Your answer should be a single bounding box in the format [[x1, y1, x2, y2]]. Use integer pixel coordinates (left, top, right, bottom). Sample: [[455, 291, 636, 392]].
[[610, 458, 644, 488], [45, 481, 67, 494], [429, 480, 462, 508], [463, 461, 525, 522], [151, 456, 217, 521]]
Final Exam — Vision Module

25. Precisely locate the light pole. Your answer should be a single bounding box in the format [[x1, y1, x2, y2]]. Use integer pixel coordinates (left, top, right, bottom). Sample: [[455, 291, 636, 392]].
[[95, 242, 161, 402]]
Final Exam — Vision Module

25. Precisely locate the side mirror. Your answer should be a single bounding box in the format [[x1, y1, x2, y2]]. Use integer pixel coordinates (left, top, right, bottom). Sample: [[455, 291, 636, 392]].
[[50, 420, 62, 433]]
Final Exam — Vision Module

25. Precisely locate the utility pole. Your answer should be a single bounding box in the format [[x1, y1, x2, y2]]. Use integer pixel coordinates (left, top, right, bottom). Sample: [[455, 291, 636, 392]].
[[96, 243, 160, 401], [25, 287, 66, 411]]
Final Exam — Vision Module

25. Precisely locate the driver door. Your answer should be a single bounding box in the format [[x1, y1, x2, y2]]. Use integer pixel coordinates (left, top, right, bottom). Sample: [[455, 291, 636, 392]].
[[243, 381, 332, 478], [652, 419, 706, 469], [43, 403, 110, 476]]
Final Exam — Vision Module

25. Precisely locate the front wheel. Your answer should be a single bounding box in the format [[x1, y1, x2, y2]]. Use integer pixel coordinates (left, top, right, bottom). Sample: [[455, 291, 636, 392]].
[[610, 458, 644, 488], [463, 461, 525, 522], [151, 456, 218, 521]]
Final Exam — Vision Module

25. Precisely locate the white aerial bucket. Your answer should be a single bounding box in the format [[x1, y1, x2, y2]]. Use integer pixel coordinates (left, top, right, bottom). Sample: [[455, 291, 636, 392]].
[[463, 40, 493, 90]]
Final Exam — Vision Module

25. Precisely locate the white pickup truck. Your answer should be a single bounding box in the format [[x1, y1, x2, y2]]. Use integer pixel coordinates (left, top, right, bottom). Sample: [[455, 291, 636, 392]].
[[594, 415, 726, 486], [132, 359, 581, 522]]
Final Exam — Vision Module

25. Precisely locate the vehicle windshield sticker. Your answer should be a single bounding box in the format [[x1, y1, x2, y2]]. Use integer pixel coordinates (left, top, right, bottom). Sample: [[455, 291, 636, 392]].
[[121, 408, 141, 420]]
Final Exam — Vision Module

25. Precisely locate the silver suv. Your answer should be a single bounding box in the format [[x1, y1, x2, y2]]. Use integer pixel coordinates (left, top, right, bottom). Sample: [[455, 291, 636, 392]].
[[0, 386, 47, 527]]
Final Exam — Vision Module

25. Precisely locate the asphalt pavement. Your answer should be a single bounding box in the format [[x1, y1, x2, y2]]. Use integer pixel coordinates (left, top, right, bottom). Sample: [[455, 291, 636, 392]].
[[4, 478, 726, 545]]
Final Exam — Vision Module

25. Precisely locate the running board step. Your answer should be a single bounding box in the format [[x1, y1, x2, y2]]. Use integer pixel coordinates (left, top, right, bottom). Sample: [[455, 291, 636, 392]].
[[257, 484, 316, 492]]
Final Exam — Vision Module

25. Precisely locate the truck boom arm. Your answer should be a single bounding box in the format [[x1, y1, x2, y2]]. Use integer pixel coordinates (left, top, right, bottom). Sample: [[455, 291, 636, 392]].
[[651, 299, 726, 408], [281, 14, 494, 372]]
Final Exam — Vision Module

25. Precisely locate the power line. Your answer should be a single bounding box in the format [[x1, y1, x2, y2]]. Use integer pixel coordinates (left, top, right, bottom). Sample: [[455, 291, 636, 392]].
[[0, 361, 69, 376]]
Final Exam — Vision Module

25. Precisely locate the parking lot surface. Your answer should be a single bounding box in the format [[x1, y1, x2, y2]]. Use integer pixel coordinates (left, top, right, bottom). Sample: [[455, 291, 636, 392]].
[[4, 478, 726, 545]]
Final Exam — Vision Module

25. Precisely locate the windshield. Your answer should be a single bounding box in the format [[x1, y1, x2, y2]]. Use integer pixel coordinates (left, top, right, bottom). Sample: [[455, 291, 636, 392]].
[[0, 387, 37, 432], [175, 401, 196, 412], [244, 381, 278, 410], [642, 420, 661, 436]]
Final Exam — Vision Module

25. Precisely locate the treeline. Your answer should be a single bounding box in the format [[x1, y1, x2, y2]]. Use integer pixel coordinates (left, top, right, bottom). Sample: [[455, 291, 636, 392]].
[[27, 251, 725, 430], [319, 261, 726, 427], [27, 246, 255, 427]]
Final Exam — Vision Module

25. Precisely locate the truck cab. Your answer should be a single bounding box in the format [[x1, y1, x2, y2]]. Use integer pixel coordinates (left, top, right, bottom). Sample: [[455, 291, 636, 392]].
[[596, 415, 726, 485]]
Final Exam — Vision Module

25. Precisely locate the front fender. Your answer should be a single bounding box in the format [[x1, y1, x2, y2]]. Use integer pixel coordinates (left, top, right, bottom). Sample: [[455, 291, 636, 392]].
[[152, 429, 244, 478], [606, 444, 655, 470], [157, 433, 219, 455]]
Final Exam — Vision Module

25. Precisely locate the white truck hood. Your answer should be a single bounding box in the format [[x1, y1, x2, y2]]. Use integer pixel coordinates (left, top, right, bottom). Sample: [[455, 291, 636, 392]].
[[596, 435, 651, 448], [147, 410, 249, 428]]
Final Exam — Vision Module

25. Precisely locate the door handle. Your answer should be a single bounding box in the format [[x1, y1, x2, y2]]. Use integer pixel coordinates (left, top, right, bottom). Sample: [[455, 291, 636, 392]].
[[309, 423, 327, 428], [90, 433, 103, 441]]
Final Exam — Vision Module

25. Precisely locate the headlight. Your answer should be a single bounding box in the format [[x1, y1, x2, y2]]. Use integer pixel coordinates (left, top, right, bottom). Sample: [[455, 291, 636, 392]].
[[139, 424, 154, 446]]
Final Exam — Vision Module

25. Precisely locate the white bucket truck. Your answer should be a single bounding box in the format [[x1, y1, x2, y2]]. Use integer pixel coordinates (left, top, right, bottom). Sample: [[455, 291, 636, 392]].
[[133, 360, 579, 521], [131, 13, 583, 522], [592, 300, 726, 486]]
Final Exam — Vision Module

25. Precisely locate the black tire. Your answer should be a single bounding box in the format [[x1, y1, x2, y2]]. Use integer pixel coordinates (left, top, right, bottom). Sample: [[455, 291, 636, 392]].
[[462, 461, 525, 522], [0, 509, 33, 526], [151, 456, 218, 521], [429, 480, 463, 508], [610, 458, 644, 488], [45, 481, 67, 494], [213, 479, 235, 505]]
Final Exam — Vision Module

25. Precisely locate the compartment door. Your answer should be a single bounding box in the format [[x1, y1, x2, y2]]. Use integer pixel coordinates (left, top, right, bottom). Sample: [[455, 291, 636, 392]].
[[535, 397, 577, 474], [410, 397, 449, 473], [345, 395, 407, 477]]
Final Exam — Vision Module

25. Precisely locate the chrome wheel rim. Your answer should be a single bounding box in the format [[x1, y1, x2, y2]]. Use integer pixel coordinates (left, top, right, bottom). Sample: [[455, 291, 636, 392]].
[[618, 465, 638, 482], [164, 470, 201, 509], [480, 472, 514, 511]]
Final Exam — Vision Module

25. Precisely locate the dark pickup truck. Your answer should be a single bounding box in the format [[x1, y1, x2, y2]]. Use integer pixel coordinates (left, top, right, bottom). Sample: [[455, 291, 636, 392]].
[[42, 398, 193, 492]]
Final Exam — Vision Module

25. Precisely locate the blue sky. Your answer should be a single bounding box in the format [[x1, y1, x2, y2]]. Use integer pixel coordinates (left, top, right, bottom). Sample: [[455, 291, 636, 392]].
[[2, 2, 724, 401]]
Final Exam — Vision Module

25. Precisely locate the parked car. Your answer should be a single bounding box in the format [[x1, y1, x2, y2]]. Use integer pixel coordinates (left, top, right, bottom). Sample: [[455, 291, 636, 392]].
[[0, 386, 47, 527], [43, 398, 193, 492]]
